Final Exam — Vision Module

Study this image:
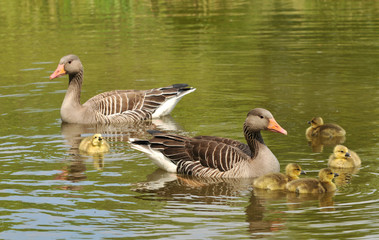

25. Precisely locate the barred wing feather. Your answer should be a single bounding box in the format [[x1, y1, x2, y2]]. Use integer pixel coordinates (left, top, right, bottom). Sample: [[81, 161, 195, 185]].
[[148, 133, 250, 176]]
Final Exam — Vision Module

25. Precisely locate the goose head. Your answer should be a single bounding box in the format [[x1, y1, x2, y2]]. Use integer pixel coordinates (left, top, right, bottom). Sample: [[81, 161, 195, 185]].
[[244, 108, 287, 135], [308, 117, 324, 129], [50, 54, 83, 80], [333, 145, 351, 159], [319, 168, 339, 182], [286, 163, 306, 179]]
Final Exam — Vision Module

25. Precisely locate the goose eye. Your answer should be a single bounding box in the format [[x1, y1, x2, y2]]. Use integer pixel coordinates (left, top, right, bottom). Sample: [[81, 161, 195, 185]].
[[259, 116, 264, 119], [68, 60, 72, 64]]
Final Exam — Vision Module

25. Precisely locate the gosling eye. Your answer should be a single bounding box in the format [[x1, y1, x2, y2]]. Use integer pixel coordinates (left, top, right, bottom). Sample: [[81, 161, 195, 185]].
[[259, 116, 264, 119], [340, 150, 344, 153], [94, 136, 98, 139], [68, 60, 72, 64]]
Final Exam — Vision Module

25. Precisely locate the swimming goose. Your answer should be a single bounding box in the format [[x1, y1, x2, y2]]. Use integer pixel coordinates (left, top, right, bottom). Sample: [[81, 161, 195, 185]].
[[50, 55, 195, 124], [130, 108, 287, 178], [306, 117, 346, 139], [286, 168, 338, 194], [79, 133, 110, 154], [253, 163, 305, 190], [328, 145, 361, 168]]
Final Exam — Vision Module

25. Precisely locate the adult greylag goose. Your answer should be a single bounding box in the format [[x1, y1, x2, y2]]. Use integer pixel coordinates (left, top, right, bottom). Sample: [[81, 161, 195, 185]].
[[306, 117, 346, 139], [79, 133, 110, 154], [328, 145, 361, 168], [253, 163, 305, 190], [286, 168, 338, 194], [130, 108, 287, 178], [50, 55, 195, 124]]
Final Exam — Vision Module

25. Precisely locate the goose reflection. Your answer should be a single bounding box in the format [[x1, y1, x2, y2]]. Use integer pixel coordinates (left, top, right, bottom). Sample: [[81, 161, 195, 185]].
[[133, 169, 337, 237], [60, 116, 183, 168], [61, 115, 183, 148], [134, 170, 287, 237], [306, 135, 346, 153], [330, 167, 360, 187], [133, 169, 254, 202], [54, 116, 184, 187], [54, 154, 87, 190]]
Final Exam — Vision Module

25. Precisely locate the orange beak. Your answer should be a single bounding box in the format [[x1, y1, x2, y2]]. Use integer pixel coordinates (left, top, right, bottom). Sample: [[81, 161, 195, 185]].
[[267, 118, 287, 135], [50, 64, 66, 80]]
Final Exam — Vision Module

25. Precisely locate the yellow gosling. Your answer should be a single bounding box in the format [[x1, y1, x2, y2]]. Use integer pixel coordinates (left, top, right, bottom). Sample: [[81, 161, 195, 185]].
[[306, 117, 346, 139], [253, 163, 305, 190], [79, 134, 110, 154], [328, 145, 361, 168], [286, 168, 338, 194]]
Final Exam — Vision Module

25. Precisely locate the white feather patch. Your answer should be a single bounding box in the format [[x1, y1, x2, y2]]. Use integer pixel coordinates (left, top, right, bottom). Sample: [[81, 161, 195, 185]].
[[152, 88, 196, 118], [130, 141, 177, 173]]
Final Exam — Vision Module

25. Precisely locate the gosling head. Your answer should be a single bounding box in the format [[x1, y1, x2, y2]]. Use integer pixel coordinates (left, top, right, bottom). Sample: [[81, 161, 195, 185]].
[[91, 134, 105, 147], [333, 145, 351, 159], [285, 163, 306, 179], [308, 117, 324, 128], [319, 168, 339, 182]]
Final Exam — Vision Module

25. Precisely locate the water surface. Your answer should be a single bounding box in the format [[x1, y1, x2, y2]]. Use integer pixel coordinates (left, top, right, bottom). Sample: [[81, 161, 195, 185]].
[[0, 0, 378, 239]]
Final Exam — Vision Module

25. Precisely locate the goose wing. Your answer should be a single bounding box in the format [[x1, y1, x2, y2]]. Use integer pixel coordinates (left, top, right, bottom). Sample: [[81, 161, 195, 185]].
[[193, 136, 251, 156], [83, 84, 194, 116], [84, 90, 146, 115], [148, 132, 250, 176]]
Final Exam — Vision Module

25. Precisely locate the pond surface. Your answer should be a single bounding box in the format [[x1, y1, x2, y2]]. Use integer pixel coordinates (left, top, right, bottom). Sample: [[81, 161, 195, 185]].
[[0, 0, 378, 239]]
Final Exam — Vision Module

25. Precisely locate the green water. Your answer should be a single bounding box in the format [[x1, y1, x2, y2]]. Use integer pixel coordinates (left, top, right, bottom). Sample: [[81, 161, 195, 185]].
[[0, 0, 378, 239]]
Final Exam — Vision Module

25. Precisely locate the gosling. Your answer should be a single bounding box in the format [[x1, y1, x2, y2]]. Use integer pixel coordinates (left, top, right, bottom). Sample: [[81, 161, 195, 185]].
[[79, 134, 110, 154], [253, 163, 305, 190], [328, 145, 361, 168], [286, 168, 338, 194], [306, 117, 346, 138]]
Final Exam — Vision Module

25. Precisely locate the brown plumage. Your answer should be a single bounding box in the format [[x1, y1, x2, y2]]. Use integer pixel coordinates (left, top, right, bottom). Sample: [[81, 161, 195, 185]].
[[328, 145, 361, 168], [306, 117, 346, 139], [50, 55, 195, 124], [286, 168, 338, 194], [131, 108, 287, 178], [253, 163, 305, 190]]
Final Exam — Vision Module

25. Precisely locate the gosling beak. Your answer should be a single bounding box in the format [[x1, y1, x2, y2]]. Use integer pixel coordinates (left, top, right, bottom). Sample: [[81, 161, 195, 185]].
[[334, 173, 339, 177], [307, 121, 311, 124], [98, 137, 103, 141], [300, 170, 306, 175], [267, 118, 287, 135], [50, 64, 66, 79], [345, 152, 351, 158]]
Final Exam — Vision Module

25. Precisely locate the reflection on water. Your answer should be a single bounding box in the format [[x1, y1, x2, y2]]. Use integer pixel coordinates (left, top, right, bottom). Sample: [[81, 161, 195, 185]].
[[60, 115, 184, 158], [134, 170, 337, 238], [57, 116, 184, 184], [331, 167, 360, 187], [306, 135, 346, 153]]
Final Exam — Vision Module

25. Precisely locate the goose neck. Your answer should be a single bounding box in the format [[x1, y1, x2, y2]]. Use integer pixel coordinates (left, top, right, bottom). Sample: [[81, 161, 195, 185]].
[[65, 71, 83, 105], [243, 123, 265, 158]]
